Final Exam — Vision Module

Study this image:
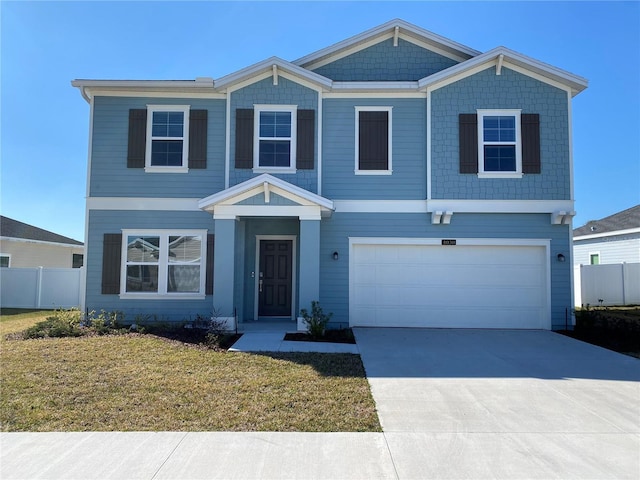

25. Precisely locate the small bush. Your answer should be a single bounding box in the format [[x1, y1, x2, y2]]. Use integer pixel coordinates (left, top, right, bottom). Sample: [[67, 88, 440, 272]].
[[20, 308, 127, 339], [300, 301, 333, 339]]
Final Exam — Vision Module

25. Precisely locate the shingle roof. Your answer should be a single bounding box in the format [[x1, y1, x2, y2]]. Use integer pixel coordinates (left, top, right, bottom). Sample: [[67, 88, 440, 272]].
[[0, 216, 83, 245], [573, 205, 640, 237]]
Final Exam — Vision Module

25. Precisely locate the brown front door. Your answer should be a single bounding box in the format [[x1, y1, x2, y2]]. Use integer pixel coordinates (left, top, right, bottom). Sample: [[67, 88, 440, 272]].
[[258, 239, 293, 317]]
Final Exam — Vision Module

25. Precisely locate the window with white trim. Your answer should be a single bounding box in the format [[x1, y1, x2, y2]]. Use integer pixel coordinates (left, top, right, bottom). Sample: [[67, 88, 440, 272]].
[[477, 109, 521, 178], [355, 106, 392, 175], [254, 105, 297, 172], [0, 254, 10, 268], [121, 230, 206, 297], [145, 105, 190, 173], [589, 253, 600, 265]]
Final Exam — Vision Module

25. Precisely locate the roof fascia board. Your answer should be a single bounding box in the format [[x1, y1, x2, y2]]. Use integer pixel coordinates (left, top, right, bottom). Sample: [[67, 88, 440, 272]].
[[0, 236, 83, 248], [293, 19, 479, 69], [198, 174, 334, 211], [77, 88, 227, 100], [72, 79, 214, 89], [216, 57, 332, 92], [574, 227, 640, 241], [421, 47, 587, 95]]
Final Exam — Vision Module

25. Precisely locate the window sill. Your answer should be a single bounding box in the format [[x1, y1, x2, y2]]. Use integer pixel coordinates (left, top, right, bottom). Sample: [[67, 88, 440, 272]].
[[253, 167, 297, 174], [477, 172, 523, 179], [119, 293, 206, 300], [355, 170, 393, 176], [144, 166, 189, 174]]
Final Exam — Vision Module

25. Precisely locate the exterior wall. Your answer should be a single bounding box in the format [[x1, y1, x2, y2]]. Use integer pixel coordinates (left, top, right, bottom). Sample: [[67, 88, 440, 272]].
[[229, 77, 318, 192], [573, 235, 640, 265], [322, 98, 426, 199], [85, 210, 215, 322], [319, 212, 572, 330], [431, 67, 570, 200], [90, 96, 226, 198], [312, 38, 458, 81], [0, 239, 83, 268]]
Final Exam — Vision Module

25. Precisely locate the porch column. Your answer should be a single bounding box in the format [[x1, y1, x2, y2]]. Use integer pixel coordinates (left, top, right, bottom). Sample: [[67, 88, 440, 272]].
[[213, 218, 236, 329], [298, 218, 321, 319]]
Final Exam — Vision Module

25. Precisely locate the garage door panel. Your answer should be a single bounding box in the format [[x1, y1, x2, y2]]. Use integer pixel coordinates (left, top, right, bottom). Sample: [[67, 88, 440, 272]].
[[350, 243, 548, 329]]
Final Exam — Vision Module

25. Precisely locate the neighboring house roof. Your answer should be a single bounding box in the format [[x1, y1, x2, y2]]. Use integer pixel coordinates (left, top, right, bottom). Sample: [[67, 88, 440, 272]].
[[0, 216, 83, 246], [71, 18, 588, 101], [573, 205, 640, 239]]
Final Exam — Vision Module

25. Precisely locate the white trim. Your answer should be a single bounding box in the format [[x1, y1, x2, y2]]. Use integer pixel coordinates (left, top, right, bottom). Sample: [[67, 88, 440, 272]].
[[72, 89, 226, 102], [198, 174, 334, 213], [253, 105, 297, 172], [225, 91, 231, 189], [145, 105, 190, 173], [332, 199, 575, 214], [355, 106, 393, 175], [216, 57, 331, 92], [253, 235, 297, 321], [81, 94, 94, 314], [0, 237, 83, 249], [213, 205, 322, 220], [317, 92, 323, 196], [427, 199, 575, 214], [87, 197, 201, 211], [420, 47, 587, 97], [568, 90, 575, 201], [293, 19, 478, 69], [426, 91, 432, 200], [120, 229, 207, 299], [574, 227, 640, 241], [477, 109, 522, 177]]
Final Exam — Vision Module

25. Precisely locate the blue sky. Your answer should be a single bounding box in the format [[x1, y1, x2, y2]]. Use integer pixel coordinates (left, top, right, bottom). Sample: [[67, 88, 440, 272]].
[[1, 1, 638, 242]]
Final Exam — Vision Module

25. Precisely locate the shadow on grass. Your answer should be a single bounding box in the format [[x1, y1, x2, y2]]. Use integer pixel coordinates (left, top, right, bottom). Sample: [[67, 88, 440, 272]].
[[249, 351, 367, 378]]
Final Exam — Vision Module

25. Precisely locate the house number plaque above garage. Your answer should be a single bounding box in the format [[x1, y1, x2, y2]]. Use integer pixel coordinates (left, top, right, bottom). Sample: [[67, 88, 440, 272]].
[[441, 239, 457, 245]]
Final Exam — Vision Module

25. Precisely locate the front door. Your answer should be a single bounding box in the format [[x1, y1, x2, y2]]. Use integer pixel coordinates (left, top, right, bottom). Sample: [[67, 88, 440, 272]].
[[258, 239, 293, 317]]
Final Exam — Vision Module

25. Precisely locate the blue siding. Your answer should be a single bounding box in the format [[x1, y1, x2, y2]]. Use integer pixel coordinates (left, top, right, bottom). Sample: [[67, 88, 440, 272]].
[[319, 213, 572, 330], [90, 96, 226, 198], [85, 210, 215, 323], [431, 67, 570, 200], [229, 77, 318, 192], [322, 98, 426, 199], [313, 38, 458, 81]]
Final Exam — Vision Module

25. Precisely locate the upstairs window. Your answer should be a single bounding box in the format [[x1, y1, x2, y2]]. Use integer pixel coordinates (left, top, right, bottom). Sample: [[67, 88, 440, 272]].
[[478, 110, 521, 177], [459, 111, 539, 177], [0, 254, 9, 268], [146, 105, 190, 173], [253, 105, 297, 172], [355, 106, 393, 175]]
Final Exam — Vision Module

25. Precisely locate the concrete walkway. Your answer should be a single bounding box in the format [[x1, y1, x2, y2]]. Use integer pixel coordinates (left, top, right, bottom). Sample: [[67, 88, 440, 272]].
[[1, 329, 639, 479], [355, 328, 640, 479]]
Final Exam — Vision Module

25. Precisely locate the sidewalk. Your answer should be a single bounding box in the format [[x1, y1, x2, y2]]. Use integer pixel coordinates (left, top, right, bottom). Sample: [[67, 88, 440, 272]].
[[1, 432, 395, 480]]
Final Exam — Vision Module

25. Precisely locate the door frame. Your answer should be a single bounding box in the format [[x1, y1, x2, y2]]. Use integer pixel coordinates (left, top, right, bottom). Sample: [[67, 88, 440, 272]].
[[254, 235, 297, 320]]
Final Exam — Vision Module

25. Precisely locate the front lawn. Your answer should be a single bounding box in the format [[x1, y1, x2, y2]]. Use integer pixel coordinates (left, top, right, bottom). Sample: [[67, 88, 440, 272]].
[[0, 310, 380, 432]]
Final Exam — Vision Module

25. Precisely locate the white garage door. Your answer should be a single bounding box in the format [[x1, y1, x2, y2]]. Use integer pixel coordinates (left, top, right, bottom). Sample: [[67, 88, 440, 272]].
[[350, 242, 549, 329]]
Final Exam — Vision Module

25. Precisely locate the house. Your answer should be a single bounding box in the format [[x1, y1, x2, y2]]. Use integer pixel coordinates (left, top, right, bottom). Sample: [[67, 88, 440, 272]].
[[573, 205, 640, 266], [72, 19, 587, 330], [0, 216, 84, 268], [572, 205, 640, 307]]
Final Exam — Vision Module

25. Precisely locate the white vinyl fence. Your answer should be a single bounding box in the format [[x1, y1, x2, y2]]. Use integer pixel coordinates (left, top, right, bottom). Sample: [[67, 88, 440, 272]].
[[574, 263, 640, 307], [0, 267, 84, 309]]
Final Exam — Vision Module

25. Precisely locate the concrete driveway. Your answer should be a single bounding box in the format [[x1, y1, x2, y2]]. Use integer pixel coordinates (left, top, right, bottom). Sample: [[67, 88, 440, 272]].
[[354, 328, 640, 479]]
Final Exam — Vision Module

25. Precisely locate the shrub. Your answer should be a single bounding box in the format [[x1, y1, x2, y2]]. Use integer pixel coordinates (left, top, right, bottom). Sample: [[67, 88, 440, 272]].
[[20, 308, 127, 339], [300, 301, 333, 339]]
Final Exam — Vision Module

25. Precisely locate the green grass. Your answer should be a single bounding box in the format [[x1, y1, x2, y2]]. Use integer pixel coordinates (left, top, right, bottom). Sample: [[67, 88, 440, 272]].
[[0, 309, 380, 432]]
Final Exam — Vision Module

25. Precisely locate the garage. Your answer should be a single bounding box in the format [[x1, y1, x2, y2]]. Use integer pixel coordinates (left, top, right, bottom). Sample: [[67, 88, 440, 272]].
[[349, 240, 550, 329]]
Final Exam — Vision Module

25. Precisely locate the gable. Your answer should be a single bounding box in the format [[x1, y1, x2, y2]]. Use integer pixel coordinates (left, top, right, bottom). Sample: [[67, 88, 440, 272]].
[[310, 38, 459, 82]]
